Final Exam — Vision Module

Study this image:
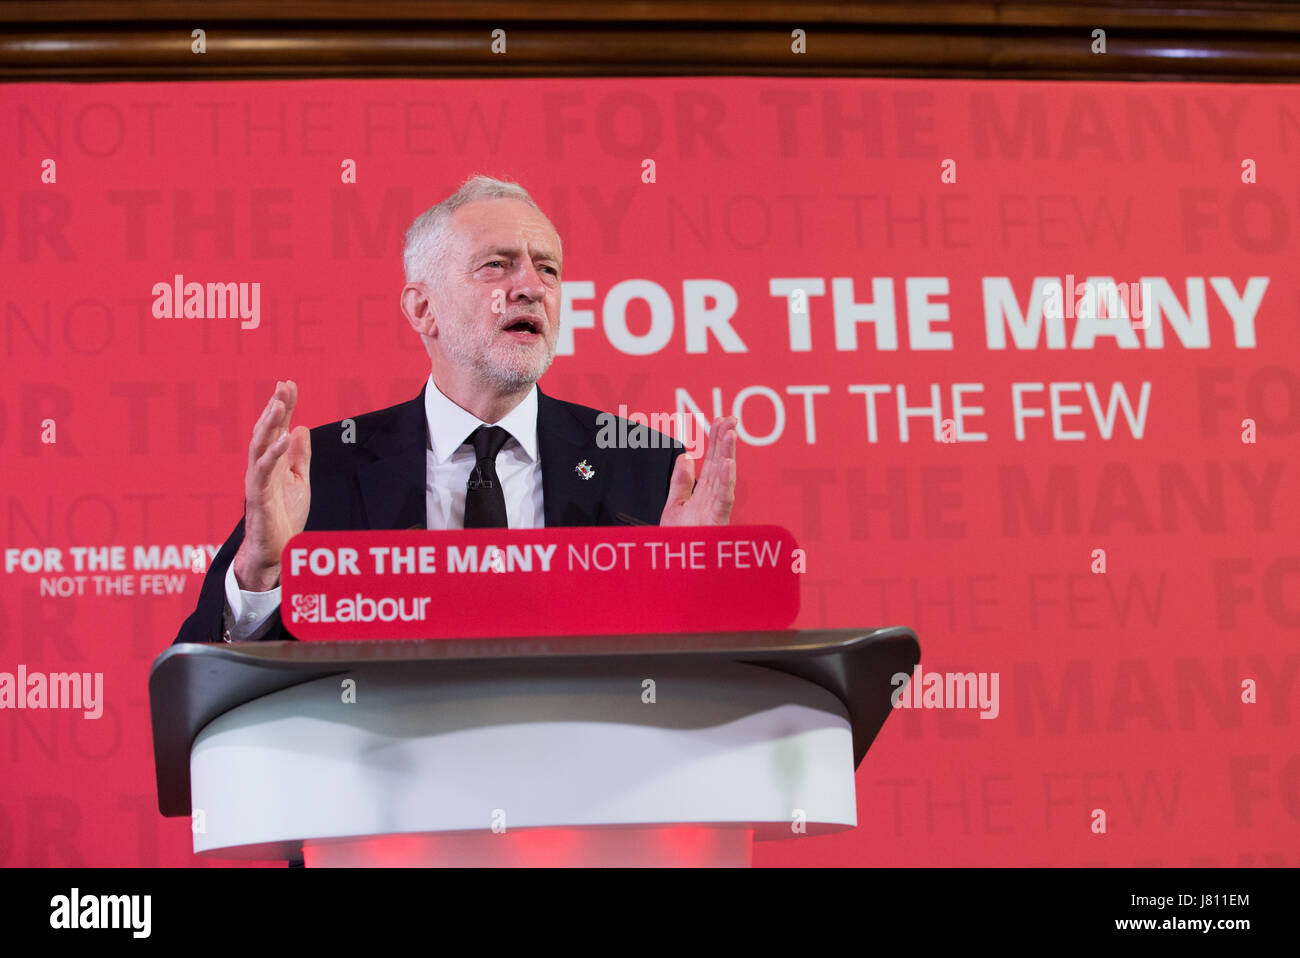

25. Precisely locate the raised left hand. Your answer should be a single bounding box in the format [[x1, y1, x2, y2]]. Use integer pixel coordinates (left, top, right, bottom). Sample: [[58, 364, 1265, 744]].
[[659, 416, 737, 526]]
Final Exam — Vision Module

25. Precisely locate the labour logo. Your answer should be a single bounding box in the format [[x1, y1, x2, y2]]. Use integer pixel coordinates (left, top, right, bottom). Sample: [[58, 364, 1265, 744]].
[[291, 593, 322, 623]]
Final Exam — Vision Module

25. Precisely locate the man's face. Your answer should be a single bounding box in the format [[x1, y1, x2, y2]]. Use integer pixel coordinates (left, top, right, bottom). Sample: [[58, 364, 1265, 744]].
[[426, 198, 562, 395]]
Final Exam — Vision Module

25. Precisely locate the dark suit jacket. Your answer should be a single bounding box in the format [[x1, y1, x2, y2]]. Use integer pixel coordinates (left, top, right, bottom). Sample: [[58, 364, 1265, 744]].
[[172, 382, 684, 645]]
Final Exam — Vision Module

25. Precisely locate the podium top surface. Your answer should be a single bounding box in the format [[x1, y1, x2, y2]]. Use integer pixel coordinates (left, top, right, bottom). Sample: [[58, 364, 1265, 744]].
[[149, 627, 920, 817]]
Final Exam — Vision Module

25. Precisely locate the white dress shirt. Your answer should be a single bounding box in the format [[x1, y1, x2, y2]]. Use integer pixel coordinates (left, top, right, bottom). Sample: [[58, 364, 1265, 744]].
[[222, 374, 543, 642]]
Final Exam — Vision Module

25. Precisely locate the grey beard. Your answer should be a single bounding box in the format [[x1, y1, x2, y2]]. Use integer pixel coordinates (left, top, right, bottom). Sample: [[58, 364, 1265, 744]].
[[437, 319, 554, 394], [470, 343, 555, 394]]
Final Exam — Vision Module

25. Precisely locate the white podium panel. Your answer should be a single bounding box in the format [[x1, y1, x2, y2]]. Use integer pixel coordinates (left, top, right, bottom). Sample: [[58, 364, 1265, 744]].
[[190, 659, 857, 866]]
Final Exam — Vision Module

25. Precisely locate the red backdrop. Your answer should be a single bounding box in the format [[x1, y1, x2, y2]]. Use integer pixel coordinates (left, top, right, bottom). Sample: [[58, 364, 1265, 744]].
[[1, 76, 1296, 866]]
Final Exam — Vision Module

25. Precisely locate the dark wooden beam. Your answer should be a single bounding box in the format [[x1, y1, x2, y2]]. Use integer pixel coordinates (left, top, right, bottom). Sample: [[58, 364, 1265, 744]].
[[3, 1, 1299, 82]]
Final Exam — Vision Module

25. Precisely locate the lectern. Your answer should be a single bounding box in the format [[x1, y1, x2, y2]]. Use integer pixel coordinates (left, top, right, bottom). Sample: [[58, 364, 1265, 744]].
[[150, 627, 919, 867]]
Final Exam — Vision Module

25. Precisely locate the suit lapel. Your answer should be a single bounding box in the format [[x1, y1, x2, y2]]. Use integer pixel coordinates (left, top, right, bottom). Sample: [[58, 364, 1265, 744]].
[[538, 385, 606, 527], [356, 382, 428, 530], [354, 381, 608, 530]]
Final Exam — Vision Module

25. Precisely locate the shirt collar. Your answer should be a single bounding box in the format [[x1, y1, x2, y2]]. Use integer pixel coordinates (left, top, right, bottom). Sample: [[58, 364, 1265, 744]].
[[424, 373, 539, 465]]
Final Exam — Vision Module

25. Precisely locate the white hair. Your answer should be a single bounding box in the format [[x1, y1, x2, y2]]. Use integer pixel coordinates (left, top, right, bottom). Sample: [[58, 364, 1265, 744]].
[[402, 174, 560, 287]]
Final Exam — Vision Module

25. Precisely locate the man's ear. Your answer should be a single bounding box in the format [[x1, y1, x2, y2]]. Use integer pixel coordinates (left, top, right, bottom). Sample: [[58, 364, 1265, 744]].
[[400, 283, 436, 337]]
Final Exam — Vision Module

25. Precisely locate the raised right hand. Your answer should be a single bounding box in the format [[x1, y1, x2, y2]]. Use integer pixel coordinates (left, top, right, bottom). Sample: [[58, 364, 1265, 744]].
[[232, 380, 311, 591]]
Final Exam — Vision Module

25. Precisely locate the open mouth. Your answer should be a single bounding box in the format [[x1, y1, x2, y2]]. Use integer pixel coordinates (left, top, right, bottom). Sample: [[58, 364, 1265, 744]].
[[503, 316, 543, 337]]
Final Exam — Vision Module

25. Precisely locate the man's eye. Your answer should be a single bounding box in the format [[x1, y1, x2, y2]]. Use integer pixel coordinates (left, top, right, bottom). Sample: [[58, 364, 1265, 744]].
[[542, 266, 559, 276], [485, 260, 505, 268]]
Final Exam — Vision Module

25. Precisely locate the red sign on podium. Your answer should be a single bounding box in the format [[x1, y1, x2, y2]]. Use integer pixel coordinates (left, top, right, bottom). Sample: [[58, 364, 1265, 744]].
[[279, 525, 801, 640]]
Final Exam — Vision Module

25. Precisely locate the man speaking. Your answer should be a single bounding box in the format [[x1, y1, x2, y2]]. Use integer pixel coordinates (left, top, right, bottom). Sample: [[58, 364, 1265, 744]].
[[173, 175, 738, 645]]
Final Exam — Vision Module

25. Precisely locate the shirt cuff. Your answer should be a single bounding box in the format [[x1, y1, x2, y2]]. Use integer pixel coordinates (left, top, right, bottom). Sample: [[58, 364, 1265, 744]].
[[224, 562, 281, 642]]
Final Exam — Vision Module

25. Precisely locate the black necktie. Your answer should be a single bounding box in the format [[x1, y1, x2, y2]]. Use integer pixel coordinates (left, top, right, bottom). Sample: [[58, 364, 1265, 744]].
[[463, 425, 511, 528]]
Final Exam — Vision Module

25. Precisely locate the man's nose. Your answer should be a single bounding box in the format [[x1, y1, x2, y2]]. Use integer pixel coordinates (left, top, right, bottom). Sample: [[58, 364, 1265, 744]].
[[509, 263, 547, 299]]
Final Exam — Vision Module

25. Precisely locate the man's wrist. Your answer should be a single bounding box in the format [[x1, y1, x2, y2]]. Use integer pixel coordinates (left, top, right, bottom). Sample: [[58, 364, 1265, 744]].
[[233, 551, 281, 592]]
